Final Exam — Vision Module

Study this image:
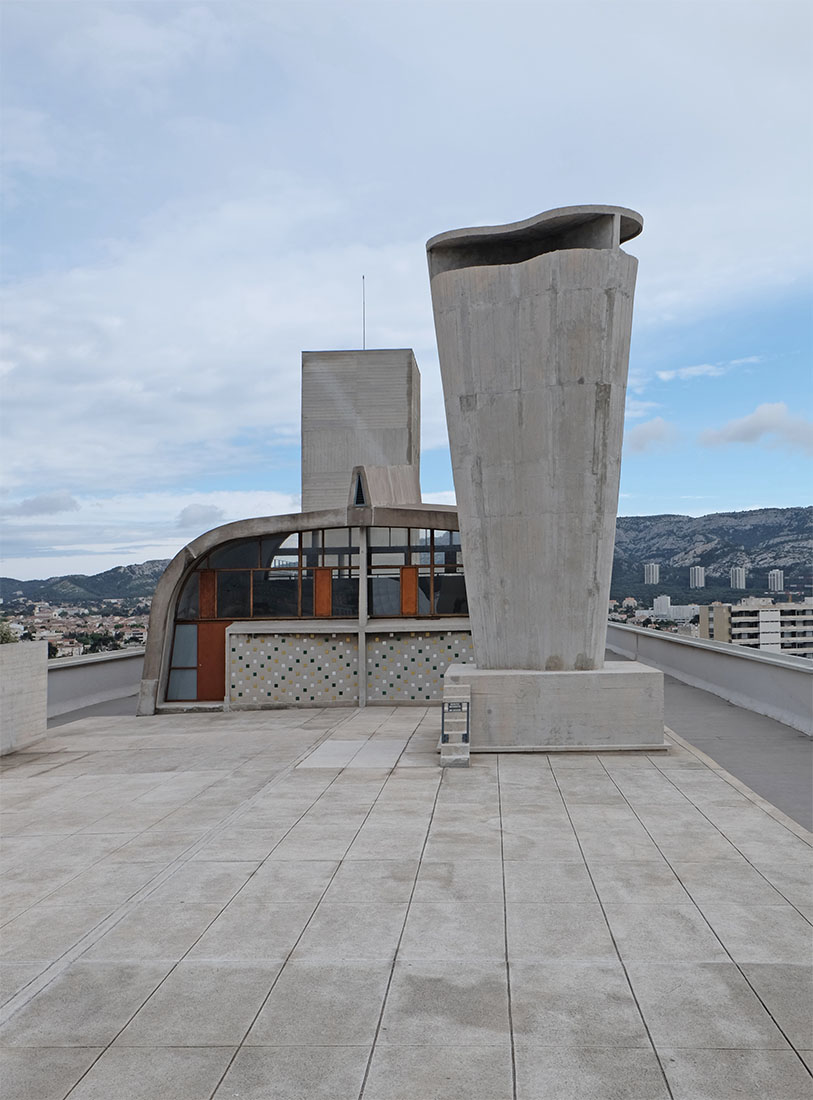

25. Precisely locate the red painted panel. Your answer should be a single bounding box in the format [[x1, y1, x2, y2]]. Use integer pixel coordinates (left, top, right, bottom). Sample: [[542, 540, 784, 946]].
[[197, 620, 230, 701], [314, 567, 333, 617], [400, 566, 418, 616], [199, 571, 217, 619]]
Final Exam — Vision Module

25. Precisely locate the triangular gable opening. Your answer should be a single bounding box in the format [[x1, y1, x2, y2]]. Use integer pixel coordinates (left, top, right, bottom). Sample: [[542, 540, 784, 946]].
[[354, 474, 367, 506]]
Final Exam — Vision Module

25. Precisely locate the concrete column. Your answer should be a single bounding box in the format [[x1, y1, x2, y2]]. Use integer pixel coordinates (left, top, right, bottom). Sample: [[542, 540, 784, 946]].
[[427, 206, 643, 673]]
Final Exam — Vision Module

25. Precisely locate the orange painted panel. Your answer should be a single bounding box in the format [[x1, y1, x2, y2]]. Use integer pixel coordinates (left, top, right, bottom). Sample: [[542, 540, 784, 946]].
[[199, 570, 217, 619], [400, 566, 418, 616], [197, 620, 230, 701], [314, 567, 333, 617]]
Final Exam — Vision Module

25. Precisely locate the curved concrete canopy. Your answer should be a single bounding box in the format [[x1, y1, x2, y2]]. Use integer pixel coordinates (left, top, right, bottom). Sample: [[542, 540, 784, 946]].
[[426, 205, 643, 277]]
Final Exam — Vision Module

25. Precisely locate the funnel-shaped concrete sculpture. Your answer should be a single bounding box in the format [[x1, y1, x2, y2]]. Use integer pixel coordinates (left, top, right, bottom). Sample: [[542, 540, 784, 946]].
[[427, 206, 665, 752]]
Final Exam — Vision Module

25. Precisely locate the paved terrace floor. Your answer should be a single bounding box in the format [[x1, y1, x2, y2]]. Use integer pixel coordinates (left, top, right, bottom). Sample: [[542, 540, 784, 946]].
[[2, 708, 812, 1100]]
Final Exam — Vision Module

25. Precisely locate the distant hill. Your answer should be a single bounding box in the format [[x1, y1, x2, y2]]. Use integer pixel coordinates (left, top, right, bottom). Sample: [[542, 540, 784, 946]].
[[611, 506, 811, 603], [1, 506, 809, 606], [0, 560, 171, 603]]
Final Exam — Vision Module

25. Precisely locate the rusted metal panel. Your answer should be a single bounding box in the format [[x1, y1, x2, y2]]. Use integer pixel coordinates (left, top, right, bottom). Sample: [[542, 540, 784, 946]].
[[314, 567, 333, 617], [400, 566, 418, 616], [197, 621, 230, 701], [199, 571, 217, 619]]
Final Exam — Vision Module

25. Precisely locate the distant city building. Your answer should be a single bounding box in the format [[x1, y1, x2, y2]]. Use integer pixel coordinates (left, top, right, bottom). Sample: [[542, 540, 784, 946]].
[[653, 595, 671, 617], [768, 569, 784, 593], [622, 597, 638, 608], [651, 595, 699, 623], [700, 597, 813, 659], [643, 563, 660, 584], [730, 566, 747, 590], [689, 566, 706, 588]]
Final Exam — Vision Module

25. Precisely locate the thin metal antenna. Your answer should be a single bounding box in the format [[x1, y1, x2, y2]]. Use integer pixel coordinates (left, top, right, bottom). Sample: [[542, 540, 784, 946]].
[[362, 274, 366, 350]]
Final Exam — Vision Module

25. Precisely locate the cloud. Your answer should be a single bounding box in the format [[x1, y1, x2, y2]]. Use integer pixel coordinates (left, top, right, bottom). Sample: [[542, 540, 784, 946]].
[[656, 363, 727, 382], [624, 418, 678, 453], [700, 403, 813, 455], [655, 356, 763, 383], [1, 491, 80, 516], [177, 504, 225, 530], [625, 399, 660, 419]]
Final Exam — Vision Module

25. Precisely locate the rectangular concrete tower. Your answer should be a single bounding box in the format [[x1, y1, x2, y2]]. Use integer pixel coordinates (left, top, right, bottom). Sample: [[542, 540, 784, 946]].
[[301, 349, 421, 512]]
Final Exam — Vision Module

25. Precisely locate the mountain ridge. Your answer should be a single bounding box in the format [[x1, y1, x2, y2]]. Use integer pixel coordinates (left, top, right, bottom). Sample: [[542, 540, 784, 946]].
[[1, 507, 809, 604]]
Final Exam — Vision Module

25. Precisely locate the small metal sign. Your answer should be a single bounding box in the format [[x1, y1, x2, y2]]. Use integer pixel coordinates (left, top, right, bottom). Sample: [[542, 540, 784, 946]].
[[441, 699, 470, 744]]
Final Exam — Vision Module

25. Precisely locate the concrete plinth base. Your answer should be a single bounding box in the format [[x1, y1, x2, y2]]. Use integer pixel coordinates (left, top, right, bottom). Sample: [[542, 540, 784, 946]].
[[443, 662, 666, 751]]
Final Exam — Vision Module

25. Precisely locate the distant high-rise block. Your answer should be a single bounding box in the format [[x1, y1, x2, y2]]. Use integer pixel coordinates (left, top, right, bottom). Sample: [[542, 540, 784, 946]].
[[653, 594, 671, 617], [689, 566, 706, 588], [730, 566, 747, 590], [644, 563, 660, 585], [768, 569, 784, 593]]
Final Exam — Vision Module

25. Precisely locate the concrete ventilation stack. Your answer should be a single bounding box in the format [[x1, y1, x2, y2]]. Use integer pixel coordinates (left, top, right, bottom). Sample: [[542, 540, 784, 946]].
[[427, 205, 665, 751]]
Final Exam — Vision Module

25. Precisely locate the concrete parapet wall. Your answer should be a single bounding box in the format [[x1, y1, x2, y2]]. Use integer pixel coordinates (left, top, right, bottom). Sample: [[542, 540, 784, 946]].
[[606, 624, 813, 737], [1, 642, 48, 755], [47, 649, 145, 719]]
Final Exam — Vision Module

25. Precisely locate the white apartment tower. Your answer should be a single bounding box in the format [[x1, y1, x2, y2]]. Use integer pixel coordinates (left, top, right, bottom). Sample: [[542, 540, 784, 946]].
[[689, 566, 706, 588], [768, 569, 784, 593], [730, 566, 747, 590], [643, 563, 660, 584]]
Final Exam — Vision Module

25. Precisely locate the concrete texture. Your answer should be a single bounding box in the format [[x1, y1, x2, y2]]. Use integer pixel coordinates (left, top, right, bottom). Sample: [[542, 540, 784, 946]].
[[301, 349, 421, 512], [427, 205, 642, 674], [0, 642, 47, 756], [47, 649, 143, 720], [607, 622, 813, 737], [445, 660, 665, 750], [1, 706, 810, 1099]]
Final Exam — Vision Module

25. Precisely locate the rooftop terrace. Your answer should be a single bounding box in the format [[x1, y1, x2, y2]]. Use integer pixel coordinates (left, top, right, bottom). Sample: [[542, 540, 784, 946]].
[[2, 704, 811, 1099]]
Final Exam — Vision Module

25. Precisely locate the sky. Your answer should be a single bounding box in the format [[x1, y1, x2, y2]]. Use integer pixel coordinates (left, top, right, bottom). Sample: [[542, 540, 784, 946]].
[[1, 0, 811, 581]]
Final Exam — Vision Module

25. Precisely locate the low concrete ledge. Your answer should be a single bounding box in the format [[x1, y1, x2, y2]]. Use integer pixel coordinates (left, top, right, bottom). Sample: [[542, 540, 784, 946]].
[[48, 648, 145, 719], [1, 641, 47, 755], [444, 661, 666, 751], [606, 624, 813, 737]]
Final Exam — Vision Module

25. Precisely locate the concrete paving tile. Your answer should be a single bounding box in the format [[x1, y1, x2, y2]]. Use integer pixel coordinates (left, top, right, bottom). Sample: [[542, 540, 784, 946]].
[[322, 859, 417, 904], [265, 825, 359, 861], [514, 1045, 669, 1099], [588, 859, 685, 903], [753, 860, 813, 909], [0, 962, 44, 1007], [412, 859, 503, 902], [363, 1043, 513, 1100], [423, 828, 503, 862], [379, 959, 509, 1045], [83, 901, 221, 962], [577, 827, 663, 862], [0, 1047, 103, 1100], [246, 959, 390, 1045], [672, 859, 787, 906], [799, 1050, 813, 1073], [503, 860, 594, 903], [116, 961, 282, 1046], [660, 1047, 813, 1099], [625, 962, 790, 1049], [236, 858, 337, 904], [0, 904, 106, 962], [399, 901, 505, 961], [38, 860, 165, 908], [147, 860, 260, 904], [699, 902, 813, 963], [511, 960, 649, 1047], [740, 964, 813, 1050], [66, 1045, 235, 1100], [292, 902, 407, 962], [345, 824, 428, 860], [0, 961, 171, 1046], [501, 825, 583, 862], [213, 1044, 369, 1099], [604, 903, 730, 963], [506, 902, 616, 962], [107, 830, 203, 863], [186, 900, 315, 961]]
